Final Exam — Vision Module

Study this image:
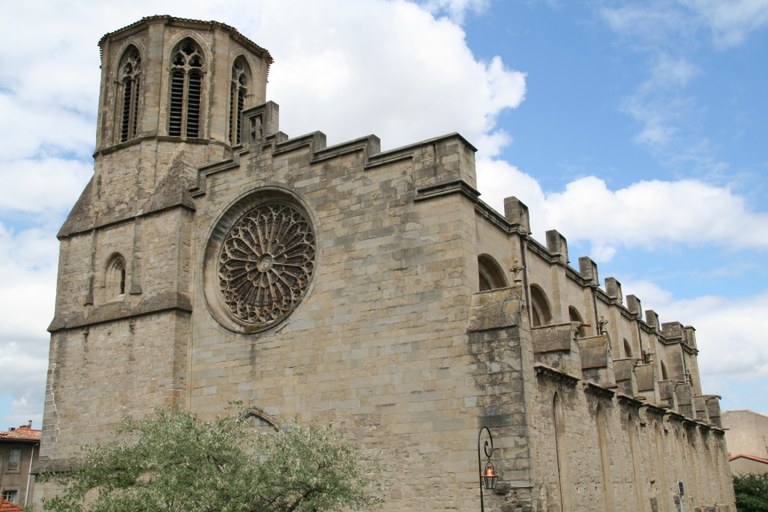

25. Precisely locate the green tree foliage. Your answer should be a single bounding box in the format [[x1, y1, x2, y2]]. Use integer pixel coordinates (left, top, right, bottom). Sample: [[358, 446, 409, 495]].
[[734, 473, 768, 512], [39, 408, 383, 512]]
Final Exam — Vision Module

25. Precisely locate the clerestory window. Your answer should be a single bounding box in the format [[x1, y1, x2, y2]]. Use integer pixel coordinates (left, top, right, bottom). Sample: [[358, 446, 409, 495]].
[[169, 38, 204, 138], [229, 57, 250, 145], [530, 284, 553, 327], [118, 45, 141, 142]]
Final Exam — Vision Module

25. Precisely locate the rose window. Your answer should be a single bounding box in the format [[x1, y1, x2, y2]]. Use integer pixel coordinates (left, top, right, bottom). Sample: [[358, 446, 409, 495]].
[[217, 202, 315, 328]]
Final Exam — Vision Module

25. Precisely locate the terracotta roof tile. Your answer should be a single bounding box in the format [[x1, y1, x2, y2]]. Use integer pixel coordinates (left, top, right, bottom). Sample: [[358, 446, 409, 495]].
[[0, 425, 41, 442], [0, 499, 24, 512]]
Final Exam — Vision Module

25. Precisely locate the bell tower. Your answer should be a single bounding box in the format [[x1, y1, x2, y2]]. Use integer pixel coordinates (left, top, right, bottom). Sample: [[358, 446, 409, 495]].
[[40, 16, 272, 471]]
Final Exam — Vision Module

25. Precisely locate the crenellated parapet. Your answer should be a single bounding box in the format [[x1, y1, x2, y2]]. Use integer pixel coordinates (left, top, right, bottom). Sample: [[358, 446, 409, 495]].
[[493, 196, 720, 426]]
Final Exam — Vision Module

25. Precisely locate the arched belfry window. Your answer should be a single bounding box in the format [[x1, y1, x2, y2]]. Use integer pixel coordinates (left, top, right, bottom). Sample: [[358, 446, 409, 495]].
[[169, 38, 204, 138], [229, 57, 250, 145], [106, 253, 127, 298], [118, 45, 141, 142]]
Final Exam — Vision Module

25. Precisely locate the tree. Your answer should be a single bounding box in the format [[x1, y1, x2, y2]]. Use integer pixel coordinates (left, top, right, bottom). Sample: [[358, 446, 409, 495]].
[[39, 408, 383, 512], [733, 473, 768, 512]]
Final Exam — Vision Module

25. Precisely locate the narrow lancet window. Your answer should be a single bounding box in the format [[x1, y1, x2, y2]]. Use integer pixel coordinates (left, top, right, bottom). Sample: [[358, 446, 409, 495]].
[[229, 57, 250, 145], [106, 254, 127, 298], [169, 39, 205, 138], [118, 45, 141, 142]]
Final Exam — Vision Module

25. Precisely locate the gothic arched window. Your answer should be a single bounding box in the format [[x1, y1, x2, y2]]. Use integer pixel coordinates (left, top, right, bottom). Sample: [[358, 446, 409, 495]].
[[568, 306, 585, 337], [477, 254, 507, 291], [169, 38, 204, 138], [623, 338, 634, 358], [118, 45, 141, 142], [229, 57, 250, 145], [106, 253, 127, 298], [530, 284, 553, 327]]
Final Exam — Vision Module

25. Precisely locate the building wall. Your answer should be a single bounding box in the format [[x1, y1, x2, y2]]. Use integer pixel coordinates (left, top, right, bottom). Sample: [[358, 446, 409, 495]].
[[723, 410, 768, 459], [0, 438, 39, 508], [729, 456, 768, 476]]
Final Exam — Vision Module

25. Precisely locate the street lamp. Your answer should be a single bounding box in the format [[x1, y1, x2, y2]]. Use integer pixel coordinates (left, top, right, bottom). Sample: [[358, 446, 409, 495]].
[[478, 426, 497, 511]]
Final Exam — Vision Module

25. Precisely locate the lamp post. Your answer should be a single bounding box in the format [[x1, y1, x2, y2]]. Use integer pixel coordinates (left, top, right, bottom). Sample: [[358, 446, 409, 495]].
[[478, 426, 497, 512]]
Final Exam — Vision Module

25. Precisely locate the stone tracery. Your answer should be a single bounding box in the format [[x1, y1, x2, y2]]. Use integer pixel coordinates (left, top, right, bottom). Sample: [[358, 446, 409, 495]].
[[217, 202, 315, 328]]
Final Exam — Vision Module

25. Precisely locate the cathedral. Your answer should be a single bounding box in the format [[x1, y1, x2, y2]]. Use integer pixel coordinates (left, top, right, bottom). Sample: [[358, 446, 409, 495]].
[[35, 16, 735, 511]]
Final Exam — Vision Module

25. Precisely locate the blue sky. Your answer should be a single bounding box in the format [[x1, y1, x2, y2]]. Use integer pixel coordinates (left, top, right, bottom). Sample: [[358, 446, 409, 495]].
[[1, 0, 767, 430]]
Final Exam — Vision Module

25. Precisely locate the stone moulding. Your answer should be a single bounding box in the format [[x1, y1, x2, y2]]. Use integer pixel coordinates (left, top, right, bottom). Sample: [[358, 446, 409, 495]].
[[48, 292, 192, 332], [534, 363, 579, 387], [583, 381, 615, 400], [415, 179, 480, 203]]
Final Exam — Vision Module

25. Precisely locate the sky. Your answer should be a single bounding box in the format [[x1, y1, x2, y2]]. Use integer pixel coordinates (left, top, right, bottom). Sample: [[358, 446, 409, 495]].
[[1, 0, 767, 430]]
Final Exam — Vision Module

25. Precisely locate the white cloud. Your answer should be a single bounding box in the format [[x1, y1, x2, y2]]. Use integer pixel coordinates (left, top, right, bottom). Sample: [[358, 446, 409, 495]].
[[600, 2, 693, 50], [669, 292, 768, 378], [0, 158, 92, 217], [256, 0, 526, 155], [0, 225, 57, 340], [599, 0, 768, 50], [648, 54, 699, 89], [681, 0, 768, 47], [617, 278, 768, 405], [541, 177, 768, 257], [418, 0, 490, 23], [476, 165, 768, 262], [0, 224, 56, 428], [476, 157, 544, 215], [600, 1, 767, 169]]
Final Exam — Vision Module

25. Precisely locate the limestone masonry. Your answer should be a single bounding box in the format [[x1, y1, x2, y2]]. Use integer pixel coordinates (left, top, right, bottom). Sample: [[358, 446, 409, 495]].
[[35, 16, 735, 512]]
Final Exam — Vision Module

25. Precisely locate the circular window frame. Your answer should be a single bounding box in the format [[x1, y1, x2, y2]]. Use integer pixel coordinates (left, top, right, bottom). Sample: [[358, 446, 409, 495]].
[[203, 188, 316, 334]]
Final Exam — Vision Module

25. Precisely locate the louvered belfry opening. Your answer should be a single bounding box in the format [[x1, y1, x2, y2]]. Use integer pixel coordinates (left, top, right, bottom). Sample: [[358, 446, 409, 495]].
[[229, 57, 249, 145], [118, 46, 141, 142], [169, 38, 204, 138]]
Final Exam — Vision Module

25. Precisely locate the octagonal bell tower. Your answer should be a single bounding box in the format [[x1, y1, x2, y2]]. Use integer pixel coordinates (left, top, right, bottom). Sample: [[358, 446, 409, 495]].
[[38, 16, 272, 484]]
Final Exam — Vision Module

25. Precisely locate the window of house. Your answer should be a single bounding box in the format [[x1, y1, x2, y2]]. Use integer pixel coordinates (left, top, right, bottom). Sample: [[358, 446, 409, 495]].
[[169, 38, 204, 138], [229, 57, 250, 145], [118, 45, 141, 142], [7, 448, 21, 471], [1, 489, 18, 503]]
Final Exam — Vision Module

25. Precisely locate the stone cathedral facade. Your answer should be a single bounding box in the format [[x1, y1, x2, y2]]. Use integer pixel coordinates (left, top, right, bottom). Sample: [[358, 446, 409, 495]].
[[36, 16, 735, 512]]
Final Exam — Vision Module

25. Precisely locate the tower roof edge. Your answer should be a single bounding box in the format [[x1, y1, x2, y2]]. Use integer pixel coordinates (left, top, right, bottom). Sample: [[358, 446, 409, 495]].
[[98, 15, 273, 64]]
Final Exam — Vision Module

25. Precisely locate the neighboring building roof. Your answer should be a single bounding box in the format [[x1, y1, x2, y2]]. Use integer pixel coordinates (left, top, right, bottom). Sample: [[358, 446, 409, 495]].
[[730, 453, 768, 464], [724, 409, 768, 418], [0, 499, 24, 512], [0, 424, 41, 443]]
